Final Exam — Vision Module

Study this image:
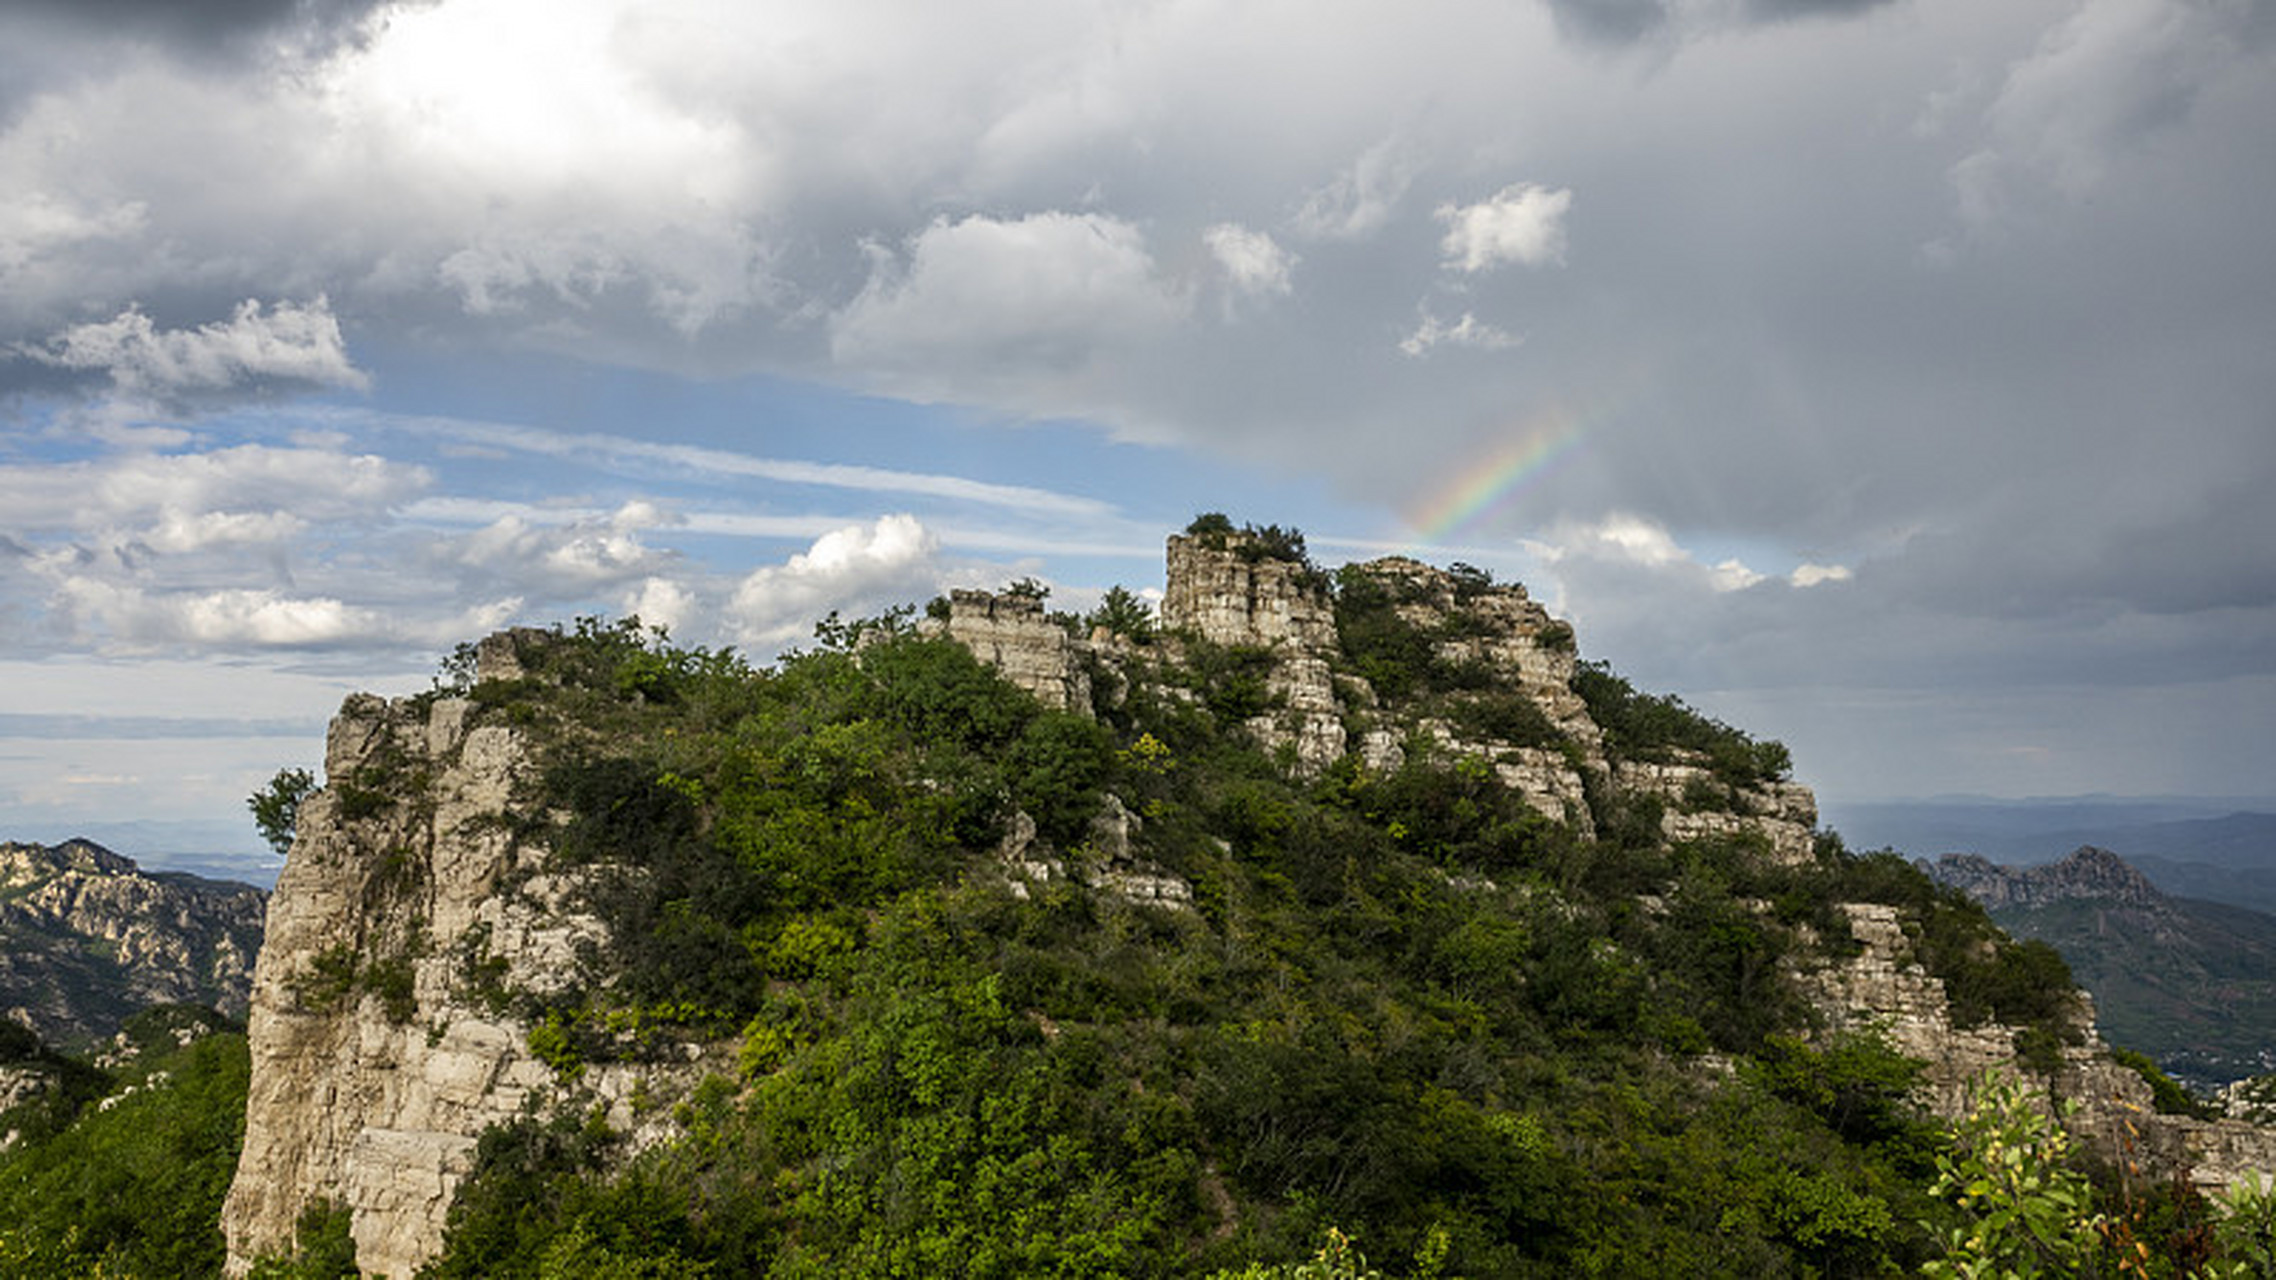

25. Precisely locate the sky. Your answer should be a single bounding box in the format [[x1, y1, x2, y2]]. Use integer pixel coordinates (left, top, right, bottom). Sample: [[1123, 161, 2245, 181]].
[[3, 0, 2273, 880]]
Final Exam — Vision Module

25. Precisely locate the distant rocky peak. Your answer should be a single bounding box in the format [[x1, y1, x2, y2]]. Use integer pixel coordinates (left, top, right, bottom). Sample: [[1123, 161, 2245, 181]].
[[2, 838, 135, 886], [1928, 844, 2166, 910]]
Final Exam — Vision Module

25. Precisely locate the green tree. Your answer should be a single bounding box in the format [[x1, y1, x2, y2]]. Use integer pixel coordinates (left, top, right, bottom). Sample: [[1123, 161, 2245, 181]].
[[249, 766, 317, 857], [1087, 585, 1155, 642], [2213, 1173, 2276, 1278]]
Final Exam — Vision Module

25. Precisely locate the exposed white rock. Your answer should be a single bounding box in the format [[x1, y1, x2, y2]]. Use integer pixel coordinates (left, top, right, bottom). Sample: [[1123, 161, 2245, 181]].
[[934, 589, 1091, 713], [1807, 902, 2276, 1190], [1160, 533, 1338, 651], [221, 663, 722, 1279]]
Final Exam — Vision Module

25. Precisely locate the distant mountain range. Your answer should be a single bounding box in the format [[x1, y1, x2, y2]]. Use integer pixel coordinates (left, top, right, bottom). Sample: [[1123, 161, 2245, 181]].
[[1927, 845, 2276, 1087], [0, 839, 267, 1048]]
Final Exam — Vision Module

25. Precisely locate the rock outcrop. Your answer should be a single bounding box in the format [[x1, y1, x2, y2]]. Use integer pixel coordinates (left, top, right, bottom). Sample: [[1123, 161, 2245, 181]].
[[1807, 900, 2276, 1188], [933, 589, 1091, 712], [221, 637, 720, 1278], [959, 530, 1815, 858], [0, 839, 265, 1046]]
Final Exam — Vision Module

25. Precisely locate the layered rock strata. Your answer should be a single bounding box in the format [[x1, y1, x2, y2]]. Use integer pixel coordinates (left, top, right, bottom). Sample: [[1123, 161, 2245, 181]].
[[1808, 901, 2276, 1188], [934, 589, 1091, 712], [1051, 533, 1810, 855]]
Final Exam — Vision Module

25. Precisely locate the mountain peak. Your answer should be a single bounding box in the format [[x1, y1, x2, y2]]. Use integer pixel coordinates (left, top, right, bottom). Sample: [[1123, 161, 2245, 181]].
[[1927, 843, 2166, 910]]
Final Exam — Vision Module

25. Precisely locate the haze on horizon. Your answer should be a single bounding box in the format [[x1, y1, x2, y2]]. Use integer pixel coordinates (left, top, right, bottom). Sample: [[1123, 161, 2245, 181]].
[[3, 0, 2272, 877]]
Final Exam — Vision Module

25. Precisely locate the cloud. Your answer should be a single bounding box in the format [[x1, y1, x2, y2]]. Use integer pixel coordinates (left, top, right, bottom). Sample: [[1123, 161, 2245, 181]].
[[1790, 562, 1853, 588], [830, 211, 1187, 402], [356, 409, 1114, 518], [1436, 184, 1573, 273], [1203, 223, 1295, 302], [54, 579, 378, 648], [0, 444, 425, 533], [448, 500, 676, 598], [1399, 311, 1523, 357], [728, 514, 941, 648], [1744, 0, 1899, 22], [1947, 0, 2269, 234], [17, 298, 368, 401], [623, 576, 698, 637], [0, 194, 146, 277], [4, 0, 394, 57], [1293, 137, 1420, 241], [1539, 513, 1777, 596], [30, 562, 520, 657], [1543, 0, 1899, 45]]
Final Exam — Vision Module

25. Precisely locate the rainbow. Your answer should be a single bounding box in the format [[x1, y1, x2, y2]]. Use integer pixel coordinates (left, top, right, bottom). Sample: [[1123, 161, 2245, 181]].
[[1406, 402, 1593, 543]]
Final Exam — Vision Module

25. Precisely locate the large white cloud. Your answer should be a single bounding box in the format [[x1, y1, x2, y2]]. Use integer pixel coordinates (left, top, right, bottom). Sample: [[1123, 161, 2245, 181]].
[[448, 500, 676, 597], [728, 514, 942, 648], [1435, 184, 1574, 272], [829, 211, 1187, 404], [18, 298, 368, 399], [0, 444, 426, 532]]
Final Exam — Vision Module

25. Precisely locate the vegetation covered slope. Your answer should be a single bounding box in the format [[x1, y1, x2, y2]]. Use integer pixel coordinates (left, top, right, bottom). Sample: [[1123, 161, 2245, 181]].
[[361, 609, 2114, 1279], [20, 540, 2255, 1277], [1947, 861, 2276, 1088], [0, 1008, 251, 1276]]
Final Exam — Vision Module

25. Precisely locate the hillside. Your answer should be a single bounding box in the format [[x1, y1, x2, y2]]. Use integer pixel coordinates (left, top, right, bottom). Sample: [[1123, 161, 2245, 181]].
[[1929, 846, 2276, 1086], [0, 1006, 252, 1273], [0, 839, 266, 1047], [0, 518, 2212, 1279]]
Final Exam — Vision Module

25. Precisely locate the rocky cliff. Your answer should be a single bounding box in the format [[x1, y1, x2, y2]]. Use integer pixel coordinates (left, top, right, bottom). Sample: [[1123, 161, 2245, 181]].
[[220, 632, 721, 1277], [0, 839, 265, 1046], [1806, 898, 2276, 1188], [940, 532, 1815, 861]]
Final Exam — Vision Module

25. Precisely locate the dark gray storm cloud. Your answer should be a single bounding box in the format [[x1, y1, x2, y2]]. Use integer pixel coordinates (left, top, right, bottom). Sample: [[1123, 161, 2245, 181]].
[[1544, 0, 1672, 44], [1546, 0, 1903, 44], [5, 0, 394, 56], [1745, 0, 1901, 21]]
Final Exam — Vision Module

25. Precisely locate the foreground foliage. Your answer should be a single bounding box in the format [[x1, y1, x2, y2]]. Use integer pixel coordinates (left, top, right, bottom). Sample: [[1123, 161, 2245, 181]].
[[0, 1012, 248, 1277]]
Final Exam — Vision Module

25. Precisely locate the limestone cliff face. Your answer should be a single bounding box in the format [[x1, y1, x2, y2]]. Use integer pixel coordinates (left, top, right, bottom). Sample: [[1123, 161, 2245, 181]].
[[1160, 532, 1339, 652], [1147, 534, 1810, 857], [1807, 901, 2276, 1187], [1159, 533, 1348, 775], [221, 635, 716, 1278], [934, 588, 1091, 712], [0, 839, 264, 1046]]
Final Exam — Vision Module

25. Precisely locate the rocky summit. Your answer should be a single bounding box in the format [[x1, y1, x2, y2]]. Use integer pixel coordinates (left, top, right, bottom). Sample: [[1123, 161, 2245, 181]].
[[0, 838, 266, 1047]]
